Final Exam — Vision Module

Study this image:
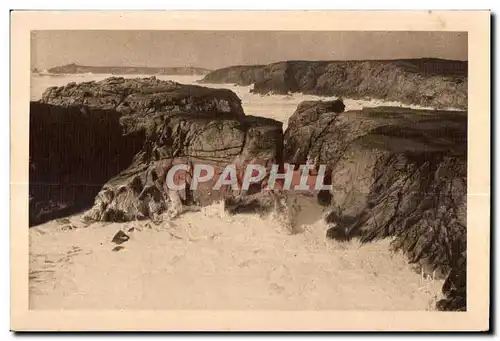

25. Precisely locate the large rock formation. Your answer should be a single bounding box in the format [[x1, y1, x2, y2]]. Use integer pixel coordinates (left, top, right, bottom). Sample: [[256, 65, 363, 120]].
[[32, 77, 283, 224], [201, 59, 467, 109], [46, 63, 211, 76], [284, 101, 467, 311]]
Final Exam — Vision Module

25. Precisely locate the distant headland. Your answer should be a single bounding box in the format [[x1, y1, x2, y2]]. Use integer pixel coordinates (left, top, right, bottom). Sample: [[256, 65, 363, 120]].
[[33, 63, 211, 76]]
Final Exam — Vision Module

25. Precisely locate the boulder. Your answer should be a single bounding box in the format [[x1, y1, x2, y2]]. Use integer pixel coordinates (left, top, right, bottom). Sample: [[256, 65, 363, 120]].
[[111, 230, 130, 245]]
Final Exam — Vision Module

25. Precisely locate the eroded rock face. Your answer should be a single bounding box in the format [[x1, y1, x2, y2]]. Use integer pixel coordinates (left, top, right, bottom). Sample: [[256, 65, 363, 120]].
[[201, 59, 468, 109], [35, 77, 284, 224], [284, 102, 467, 311]]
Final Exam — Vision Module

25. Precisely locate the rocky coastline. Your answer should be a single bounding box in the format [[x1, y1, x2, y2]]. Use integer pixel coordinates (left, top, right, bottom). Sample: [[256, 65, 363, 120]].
[[200, 59, 467, 109], [30, 75, 467, 311]]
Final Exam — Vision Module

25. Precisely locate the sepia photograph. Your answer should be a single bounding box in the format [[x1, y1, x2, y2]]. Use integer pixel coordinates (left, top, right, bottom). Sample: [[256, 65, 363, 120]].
[[10, 11, 490, 331]]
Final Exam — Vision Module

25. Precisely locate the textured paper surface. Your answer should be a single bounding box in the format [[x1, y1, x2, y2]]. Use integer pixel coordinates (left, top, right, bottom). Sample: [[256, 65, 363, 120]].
[[11, 10, 490, 331]]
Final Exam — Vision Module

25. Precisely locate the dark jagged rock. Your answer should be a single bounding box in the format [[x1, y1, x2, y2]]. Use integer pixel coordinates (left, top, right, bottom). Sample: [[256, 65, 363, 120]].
[[283, 101, 467, 311], [47, 63, 211, 76], [111, 230, 130, 245], [34, 77, 283, 224], [201, 59, 467, 109], [436, 251, 466, 311]]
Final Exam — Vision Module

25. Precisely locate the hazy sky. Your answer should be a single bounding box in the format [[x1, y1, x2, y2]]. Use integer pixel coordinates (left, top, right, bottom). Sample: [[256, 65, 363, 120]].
[[31, 31, 467, 70]]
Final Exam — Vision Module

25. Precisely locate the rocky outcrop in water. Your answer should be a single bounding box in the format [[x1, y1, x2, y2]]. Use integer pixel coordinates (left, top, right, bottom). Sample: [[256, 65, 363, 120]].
[[201, 59, 467, 109], [283, 101, 467, 311], [33, 77, 283, 224], [47, 63, 211, 75]]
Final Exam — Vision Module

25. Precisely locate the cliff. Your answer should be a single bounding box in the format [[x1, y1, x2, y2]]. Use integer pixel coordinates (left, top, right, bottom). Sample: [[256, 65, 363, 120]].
[[33, 77, 283, 224], [46, 63, 211, 75], [284, 101, 467, 311], [200, 59, 467, 109]]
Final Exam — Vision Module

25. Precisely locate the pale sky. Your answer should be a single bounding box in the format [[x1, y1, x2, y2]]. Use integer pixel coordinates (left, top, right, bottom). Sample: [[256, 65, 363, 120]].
[[31, 31, 467, 70]]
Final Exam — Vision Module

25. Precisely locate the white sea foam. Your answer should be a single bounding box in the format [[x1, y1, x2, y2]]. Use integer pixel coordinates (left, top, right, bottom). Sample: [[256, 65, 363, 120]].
[[31, 74, 450, 130]]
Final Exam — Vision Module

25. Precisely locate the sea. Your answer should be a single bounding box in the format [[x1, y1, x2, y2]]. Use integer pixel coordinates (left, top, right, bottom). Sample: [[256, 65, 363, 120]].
[[29, 73, 445, 310]]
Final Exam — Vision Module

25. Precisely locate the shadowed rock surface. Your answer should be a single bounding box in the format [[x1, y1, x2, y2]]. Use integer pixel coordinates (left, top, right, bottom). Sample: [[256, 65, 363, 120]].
[[29, 102, 145, 226], [283, 101, 467, 311], [201, 59, 467, 109], [33, 77, 283, 224]]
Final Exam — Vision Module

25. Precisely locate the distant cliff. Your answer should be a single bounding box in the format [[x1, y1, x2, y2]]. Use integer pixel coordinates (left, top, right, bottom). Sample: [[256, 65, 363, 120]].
[[200, 59, 467, 109], [47, 63, 211, 76]]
